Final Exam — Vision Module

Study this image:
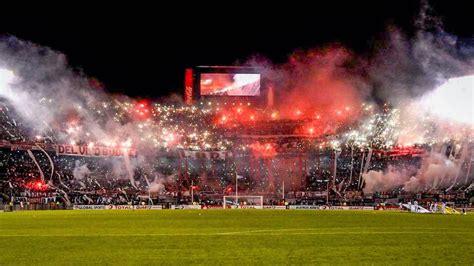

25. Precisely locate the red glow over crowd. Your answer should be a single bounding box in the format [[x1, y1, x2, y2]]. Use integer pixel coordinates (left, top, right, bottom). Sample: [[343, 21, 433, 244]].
[[25, 180, 48, 191]]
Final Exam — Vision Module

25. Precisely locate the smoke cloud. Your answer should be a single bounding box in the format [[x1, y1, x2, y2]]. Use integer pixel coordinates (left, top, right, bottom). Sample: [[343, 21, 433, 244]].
[[363, 151, 468, 193], [72, 161, 91, 180]]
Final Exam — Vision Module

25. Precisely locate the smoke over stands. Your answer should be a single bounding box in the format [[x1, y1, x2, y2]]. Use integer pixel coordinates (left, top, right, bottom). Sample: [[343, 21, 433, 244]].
[[0, 2, 472, 203]]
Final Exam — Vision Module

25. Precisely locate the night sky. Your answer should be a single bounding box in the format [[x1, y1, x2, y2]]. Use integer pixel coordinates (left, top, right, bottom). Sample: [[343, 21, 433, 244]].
[[0, 1, 471, 99]]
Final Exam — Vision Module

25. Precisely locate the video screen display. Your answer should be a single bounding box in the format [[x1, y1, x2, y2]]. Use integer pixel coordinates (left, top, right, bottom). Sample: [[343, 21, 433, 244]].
[[200, 73, 261, 96]]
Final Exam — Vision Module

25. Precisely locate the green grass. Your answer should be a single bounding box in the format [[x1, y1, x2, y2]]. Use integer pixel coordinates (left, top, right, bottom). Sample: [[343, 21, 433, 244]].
[[1, 210, 473, 265]]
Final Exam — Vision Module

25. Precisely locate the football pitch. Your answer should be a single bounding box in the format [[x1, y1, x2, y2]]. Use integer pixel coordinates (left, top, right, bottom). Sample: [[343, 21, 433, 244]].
[[1, 210, 473, 265]]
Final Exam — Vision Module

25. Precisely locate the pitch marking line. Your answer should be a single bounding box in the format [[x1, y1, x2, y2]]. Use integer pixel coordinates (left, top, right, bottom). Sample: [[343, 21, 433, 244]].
[[0, 228, 472, 237]]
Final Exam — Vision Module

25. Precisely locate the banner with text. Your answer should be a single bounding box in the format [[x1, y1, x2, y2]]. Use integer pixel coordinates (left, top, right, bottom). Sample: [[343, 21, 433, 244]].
[[57, 144, 137, 157]]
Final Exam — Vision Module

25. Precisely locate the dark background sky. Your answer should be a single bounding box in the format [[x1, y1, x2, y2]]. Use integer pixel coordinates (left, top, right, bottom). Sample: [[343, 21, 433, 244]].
[[0, 1, 471, 99]]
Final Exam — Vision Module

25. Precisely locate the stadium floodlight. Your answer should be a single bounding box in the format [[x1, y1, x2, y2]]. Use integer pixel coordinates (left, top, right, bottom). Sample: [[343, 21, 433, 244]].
[[223, 195, 264, 209]]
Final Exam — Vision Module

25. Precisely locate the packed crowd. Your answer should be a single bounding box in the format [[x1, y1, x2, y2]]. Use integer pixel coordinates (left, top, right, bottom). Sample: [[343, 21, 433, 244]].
[[0, 98, 473, 208]]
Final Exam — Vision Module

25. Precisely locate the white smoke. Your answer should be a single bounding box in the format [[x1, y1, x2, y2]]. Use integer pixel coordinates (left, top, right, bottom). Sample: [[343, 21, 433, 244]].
[[0, 37, 180, 185], [363, 166, 411, 193], [405, 152, 460, 191], [72, 160, 91, 180], [363, 151, 465, 193], [0, 37, 167, 152], [148, 182, 165, 194], [148, 174, 175, 193]]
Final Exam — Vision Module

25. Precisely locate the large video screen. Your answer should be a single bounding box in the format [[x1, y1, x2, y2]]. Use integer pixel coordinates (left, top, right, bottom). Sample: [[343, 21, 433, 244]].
[[200, 73, 261, 96]]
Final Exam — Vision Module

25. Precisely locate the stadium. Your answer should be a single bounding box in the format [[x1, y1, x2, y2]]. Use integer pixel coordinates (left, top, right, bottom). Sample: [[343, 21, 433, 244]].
[[1, 3, 474, 265]]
